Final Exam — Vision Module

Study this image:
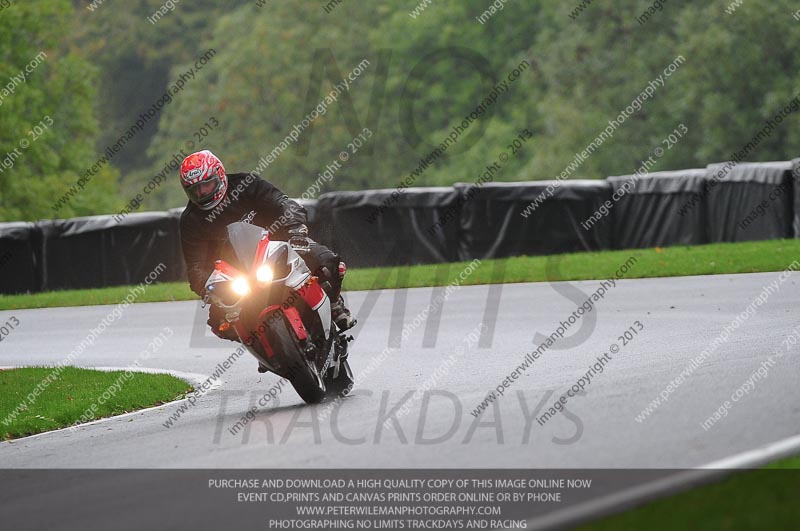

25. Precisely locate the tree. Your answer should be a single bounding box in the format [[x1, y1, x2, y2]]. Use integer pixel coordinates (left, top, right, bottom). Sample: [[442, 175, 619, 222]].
[[144, 0, 549, 207], [0, 0, 119, 221], [12, 0, 797, 219]]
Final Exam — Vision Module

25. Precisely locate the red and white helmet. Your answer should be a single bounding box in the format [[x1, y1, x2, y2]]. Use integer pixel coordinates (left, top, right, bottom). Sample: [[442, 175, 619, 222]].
[[179, 150, 228, 210]]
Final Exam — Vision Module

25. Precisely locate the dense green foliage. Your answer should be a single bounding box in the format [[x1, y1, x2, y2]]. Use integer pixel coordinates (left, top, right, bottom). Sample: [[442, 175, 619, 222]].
[[2, 0, 800, 219], [0, 0, 120, 220]]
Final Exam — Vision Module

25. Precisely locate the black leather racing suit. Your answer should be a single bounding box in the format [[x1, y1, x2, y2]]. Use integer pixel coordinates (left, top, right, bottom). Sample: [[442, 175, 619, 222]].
[[179, 172, 341, 337]]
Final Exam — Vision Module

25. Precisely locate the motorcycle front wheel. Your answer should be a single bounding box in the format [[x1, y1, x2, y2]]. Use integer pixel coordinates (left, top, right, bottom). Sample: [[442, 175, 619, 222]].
[[267, 313, 326, 404]]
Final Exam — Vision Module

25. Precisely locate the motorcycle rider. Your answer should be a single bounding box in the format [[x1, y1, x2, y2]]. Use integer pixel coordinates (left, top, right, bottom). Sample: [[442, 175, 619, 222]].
[[178, 150, 355, 346]]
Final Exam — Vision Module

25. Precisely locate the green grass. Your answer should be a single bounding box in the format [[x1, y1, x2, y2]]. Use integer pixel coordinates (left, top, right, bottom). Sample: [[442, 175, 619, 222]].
[[1, 239, 799, 310], [765, 454, 800, 469], [0, 282, 197, 311], [0, 367, 192, 440], [344, 239, 800, 291], [578, 455, 800, 531]]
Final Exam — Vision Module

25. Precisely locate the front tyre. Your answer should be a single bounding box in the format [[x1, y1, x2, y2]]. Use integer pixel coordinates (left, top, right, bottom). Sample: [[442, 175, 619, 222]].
[[267, 315, 326, 404]]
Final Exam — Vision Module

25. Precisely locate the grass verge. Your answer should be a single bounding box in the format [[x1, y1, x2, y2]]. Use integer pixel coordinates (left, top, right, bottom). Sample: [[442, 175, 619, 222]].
[[0, 367, 192, 440], [1, 239, 799, 310], [578, 455, 800, 531]]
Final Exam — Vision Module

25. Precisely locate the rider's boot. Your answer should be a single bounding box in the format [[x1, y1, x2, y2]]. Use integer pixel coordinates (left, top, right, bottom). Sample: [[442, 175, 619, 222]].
[[324, 261, 356, 331], [331, 295, 356, 331]]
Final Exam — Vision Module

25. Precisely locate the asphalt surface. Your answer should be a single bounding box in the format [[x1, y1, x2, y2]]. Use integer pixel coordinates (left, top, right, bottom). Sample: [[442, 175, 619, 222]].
[[1, 272, 799, 469]]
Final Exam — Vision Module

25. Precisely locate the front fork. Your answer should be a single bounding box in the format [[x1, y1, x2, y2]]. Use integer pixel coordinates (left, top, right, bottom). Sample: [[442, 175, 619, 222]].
[[331, 331, 354, 378]]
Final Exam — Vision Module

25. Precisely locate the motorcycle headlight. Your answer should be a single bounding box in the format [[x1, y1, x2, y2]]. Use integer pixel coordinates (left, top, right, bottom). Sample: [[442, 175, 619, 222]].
[[231, 276, 251, 297], [256, 264, 274, 284]]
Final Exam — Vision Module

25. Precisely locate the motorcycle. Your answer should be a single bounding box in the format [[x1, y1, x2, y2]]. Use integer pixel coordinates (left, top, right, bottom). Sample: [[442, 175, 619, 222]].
[[203, 222, 354, 404]]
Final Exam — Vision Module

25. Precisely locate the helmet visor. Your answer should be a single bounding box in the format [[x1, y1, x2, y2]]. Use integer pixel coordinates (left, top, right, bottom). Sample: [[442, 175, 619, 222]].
[[184, 176, 222, 206]]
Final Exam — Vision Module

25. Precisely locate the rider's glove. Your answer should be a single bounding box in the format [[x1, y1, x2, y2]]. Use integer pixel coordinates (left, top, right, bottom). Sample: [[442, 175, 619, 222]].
[[288, 225, 311, 253]]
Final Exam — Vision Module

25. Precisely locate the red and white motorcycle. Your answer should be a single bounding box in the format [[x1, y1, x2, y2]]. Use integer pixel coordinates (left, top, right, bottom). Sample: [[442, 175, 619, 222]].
[[204, 222, 354, 404]]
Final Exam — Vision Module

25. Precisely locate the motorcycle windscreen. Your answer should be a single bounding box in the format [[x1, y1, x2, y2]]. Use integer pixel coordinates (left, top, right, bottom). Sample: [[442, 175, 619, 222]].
[[226, 222, 266, 273]]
